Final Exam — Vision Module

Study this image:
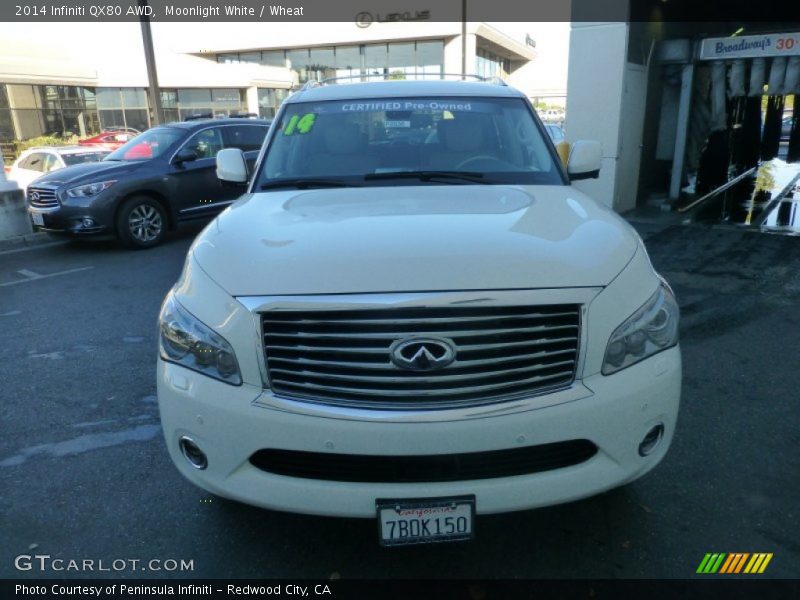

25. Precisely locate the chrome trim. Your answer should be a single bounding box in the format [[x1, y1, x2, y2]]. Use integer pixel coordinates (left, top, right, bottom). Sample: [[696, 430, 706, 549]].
[[27, 185, 61, 210], [28, 205, 60, 214], [238, 289, 600, 420], [179, 200, 234, 214], [252, 381, 595, 424], [178, 436, 208, 470]]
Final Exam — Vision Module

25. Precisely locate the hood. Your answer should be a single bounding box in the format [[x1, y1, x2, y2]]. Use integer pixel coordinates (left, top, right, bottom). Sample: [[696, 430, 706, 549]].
[[32, 160, 144, 187], [192, 185, 640, 296]]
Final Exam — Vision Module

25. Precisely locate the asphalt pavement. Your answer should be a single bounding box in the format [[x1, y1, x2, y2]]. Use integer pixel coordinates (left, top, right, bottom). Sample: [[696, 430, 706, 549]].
[[0, 220, 798, 579]]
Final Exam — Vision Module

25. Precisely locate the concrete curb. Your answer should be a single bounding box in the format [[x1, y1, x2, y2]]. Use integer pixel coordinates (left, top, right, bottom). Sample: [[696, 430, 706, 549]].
[[0, 231, 68, 254]]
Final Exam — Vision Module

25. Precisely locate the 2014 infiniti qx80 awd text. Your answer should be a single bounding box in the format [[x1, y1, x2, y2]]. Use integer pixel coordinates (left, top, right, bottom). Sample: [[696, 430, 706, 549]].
[[157, 79, 681, 546]]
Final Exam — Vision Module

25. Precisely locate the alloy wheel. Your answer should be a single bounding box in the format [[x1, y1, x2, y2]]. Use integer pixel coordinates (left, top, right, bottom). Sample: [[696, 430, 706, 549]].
[[128, 204, 163, 243]]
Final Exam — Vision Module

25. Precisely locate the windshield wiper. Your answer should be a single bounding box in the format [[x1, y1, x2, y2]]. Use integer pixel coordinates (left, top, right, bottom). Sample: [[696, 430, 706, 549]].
[[260, 178, 357, 190], [364, 171, 486, 184]]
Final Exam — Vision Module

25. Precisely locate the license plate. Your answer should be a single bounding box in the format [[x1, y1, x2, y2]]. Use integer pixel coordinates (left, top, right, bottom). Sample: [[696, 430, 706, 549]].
[[377, 496, 475, 546], [31, 212, 44, 226]]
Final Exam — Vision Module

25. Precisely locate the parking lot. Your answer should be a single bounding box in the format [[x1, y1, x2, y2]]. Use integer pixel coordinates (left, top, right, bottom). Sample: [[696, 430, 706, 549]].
[[0, 220, 798, 579]]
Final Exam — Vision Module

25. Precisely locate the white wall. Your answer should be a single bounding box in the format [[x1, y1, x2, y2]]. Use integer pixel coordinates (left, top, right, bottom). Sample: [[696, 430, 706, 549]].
[[565, 22, 628, 209], [443, 34, 477, 75]]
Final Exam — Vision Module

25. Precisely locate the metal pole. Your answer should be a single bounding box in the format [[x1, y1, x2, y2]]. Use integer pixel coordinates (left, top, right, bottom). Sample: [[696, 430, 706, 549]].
[[669, 63, 695, 200], [461, 0, 467, 79], [139, 0, 164, 126]]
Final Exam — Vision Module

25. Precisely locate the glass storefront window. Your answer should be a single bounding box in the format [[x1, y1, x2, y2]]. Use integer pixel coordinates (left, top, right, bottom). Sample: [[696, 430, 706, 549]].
[[286, 49, 309, 70], [334, 46, 361, 70], [160, 89, 178, 109], [121, 88, 148, 108], [262, 50, 285, 67], [177, 89, 212, 108], [99, 109, 125, 131], [388, 43, 414, 69], [216, 40, 444, 83], [475, 48, 509, 79], [417, 41, 444, 77], [211, 89, 243, 107], [96, 88, 121, 109], [238, 51, 262, 64], [309, 47, 335, 69], [257, 87, 290, 118], [364, 43, 388, 72], [123, 109, 150, 132], [163, 108, 180, 123], [82, 87, 97, 108], [0, 110, 14, 142]]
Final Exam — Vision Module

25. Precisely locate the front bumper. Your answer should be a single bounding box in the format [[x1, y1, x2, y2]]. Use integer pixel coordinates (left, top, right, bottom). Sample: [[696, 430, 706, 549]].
[[157, 345, 681, 517], [28, 199, 114, 235]]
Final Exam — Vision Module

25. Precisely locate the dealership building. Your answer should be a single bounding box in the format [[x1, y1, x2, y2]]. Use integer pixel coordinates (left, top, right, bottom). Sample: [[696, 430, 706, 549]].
[[0, 21, 536, 147]]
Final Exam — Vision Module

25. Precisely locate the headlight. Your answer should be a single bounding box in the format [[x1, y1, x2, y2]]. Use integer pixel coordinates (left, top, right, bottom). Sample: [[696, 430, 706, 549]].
[[158, 293, 242, 385], [65, 180, 115, 198], [602, 282, 679, 375]]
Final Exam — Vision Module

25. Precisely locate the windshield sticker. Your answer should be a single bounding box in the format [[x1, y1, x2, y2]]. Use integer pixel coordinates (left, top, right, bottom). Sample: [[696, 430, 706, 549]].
[[384, 120, 411, 128], [341, 100, 480, 112], [283, 112, 316, 135]]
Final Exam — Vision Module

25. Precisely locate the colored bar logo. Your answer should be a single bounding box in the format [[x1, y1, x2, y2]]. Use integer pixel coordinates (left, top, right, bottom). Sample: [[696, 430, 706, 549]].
[[697, 553, 773, 574]]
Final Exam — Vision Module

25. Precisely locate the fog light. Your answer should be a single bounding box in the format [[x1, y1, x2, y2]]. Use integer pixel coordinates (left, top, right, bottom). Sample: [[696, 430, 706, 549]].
[[82, 218, 95, 228], [179, 436, 208, 469], [638, 424, 665, 457]]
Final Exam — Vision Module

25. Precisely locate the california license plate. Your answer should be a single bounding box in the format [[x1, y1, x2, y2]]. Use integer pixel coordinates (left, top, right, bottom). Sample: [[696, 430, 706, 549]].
[[377, 496, 475, 546], [31, 212, 44, 226]]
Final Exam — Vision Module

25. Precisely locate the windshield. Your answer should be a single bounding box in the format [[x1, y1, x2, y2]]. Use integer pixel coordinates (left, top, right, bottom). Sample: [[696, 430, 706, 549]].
[[105, 127, 183, 162], [63, 152, 109, 166], [259, 96, 564, 187]]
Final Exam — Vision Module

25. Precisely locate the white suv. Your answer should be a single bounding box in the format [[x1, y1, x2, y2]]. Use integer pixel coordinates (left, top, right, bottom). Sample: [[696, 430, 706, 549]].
[[157, 80, 681, 546]]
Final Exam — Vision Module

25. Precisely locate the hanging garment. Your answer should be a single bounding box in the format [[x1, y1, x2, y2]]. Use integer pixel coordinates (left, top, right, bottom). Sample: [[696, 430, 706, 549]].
[[696, 130, 730, 197], [729, 60, 746, 97], [710, 61, 727, 132], [749, 58, 767, 96], [786, 57, 800, 163], [761, 96, 784, 161], [788, 114, 800, 163], [737, 95, 763, 170]]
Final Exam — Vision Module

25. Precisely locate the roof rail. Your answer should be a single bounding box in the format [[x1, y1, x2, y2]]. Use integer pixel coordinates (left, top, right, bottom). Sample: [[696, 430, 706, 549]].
[[184, 112, 213, 121], [299, 73, 508, 91]]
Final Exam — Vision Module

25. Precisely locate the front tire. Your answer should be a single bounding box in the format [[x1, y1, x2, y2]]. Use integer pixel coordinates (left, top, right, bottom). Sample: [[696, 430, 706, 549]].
[[116, 196, 167, 249]]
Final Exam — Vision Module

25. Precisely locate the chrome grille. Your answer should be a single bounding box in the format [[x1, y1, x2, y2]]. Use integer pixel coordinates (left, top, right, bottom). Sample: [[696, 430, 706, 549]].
[[27, 186, 59, 209], [262, 305, 581, 408]]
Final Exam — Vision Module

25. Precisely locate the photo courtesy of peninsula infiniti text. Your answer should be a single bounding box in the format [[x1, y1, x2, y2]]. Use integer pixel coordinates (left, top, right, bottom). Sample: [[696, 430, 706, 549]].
[[157, 78, 682, 547]]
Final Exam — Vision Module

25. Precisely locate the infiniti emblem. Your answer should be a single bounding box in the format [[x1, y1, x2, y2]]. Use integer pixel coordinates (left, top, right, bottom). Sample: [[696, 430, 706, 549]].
[[30, 191, 40, 202], [390, 338, 456, 371]]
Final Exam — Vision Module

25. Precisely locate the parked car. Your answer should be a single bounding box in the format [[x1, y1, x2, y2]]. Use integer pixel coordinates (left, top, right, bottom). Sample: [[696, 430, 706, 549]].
[[539, 108, 565, 122], [8, 146, 110, 193], [157, 79, 682, 547], [26, 118, 271, 247], [78, 129, 140, 150], [545, 123, 566, 144]]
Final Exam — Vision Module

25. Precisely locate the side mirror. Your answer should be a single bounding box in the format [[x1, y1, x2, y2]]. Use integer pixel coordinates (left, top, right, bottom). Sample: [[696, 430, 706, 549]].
[[216, 148, 248, 184], [173, 148, 198, 164], [567, 140, 602, 181]]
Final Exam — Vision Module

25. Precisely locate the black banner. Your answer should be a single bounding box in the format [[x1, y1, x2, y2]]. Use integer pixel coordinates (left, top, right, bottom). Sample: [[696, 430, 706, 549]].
[[3, 579, 800, 600], [2, 0, 800, 23]]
